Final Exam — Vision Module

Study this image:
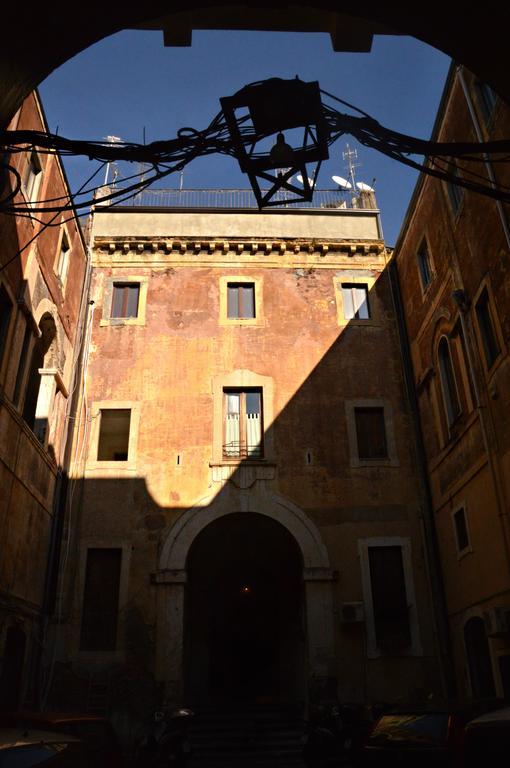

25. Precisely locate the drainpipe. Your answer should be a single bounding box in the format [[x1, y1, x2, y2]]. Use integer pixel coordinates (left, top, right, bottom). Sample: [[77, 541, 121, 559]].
[[456, 66, 510, 251], [388, 259, 456, 699]]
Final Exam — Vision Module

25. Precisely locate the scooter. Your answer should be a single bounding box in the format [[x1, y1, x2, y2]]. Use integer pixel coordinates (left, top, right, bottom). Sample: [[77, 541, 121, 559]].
[[136, 707, 194, 768]]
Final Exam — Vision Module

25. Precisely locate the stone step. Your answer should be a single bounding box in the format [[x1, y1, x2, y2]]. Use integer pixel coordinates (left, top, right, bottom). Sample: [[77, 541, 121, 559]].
[[188, 705, 306, 768]]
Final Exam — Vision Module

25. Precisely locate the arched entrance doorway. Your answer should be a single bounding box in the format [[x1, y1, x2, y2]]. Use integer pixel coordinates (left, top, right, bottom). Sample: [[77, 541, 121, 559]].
[[185, 513, 304, 704], [155, 489, 335, 707]]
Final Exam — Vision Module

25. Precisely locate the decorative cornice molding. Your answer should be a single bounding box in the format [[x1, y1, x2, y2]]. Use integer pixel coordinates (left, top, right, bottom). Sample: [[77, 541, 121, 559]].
[[94, 237, 385, 259]]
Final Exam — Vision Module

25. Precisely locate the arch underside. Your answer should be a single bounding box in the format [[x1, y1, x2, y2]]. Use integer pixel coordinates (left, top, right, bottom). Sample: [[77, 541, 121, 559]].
[[1, 4, 509, 126]]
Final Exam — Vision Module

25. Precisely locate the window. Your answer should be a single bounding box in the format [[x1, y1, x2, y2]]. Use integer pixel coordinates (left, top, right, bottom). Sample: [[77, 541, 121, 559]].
[[453, 506, 470, 554], [417, 238, 432, 290], [97, 409, 131, 461], [341, 283, 370, 320], [359, 537, 421, 658], [13, 322, 32, 406], [80, 548, 122, 651], [223, 389, 263, 459], [368, 545, 412, 651], [438, 337, 461, 427], [55, 230, 71, 288], [111, 283, 140, 319], [475, 288, 501, 369], [227, 282, 255, 319], [354, 407, 387, 460], [219, 276, 262, 326], [101, 277, 148, 327], [22, 313, 57, 442], [0, 284, 13, 370], [23, 150, 43, 202], [446, 162, 464, 215], [475, 80, 498, 124], [464, 617, 496, 699]]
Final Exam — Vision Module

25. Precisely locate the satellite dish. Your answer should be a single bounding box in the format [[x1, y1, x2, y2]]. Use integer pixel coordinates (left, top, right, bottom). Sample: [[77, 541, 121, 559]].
[[356, 181, 375, 192], [332, 175, 352, 190], [297, 173, 314, 186]]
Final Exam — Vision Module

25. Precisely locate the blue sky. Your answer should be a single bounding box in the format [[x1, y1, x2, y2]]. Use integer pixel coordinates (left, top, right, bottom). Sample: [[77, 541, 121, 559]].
[[39, 29, 450, 245]]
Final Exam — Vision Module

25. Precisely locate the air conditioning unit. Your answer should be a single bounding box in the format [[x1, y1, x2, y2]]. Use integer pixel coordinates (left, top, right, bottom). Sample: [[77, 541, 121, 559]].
[[484, 607, 510, 637], [340, 602, 364, 623]]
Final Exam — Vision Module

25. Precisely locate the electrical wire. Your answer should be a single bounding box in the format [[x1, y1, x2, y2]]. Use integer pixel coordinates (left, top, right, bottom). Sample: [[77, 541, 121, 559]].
[[1, 83, 509, 228]]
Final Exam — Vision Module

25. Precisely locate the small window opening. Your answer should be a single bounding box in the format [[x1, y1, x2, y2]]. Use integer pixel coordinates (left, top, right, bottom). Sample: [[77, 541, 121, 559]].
[[111, 283, 140, 319], [341, 283, 370, 320], [97, 409, 131, 461], [454, 507, 470, 553], [354, 407, 388, 460], [227, 283, 255, 319]]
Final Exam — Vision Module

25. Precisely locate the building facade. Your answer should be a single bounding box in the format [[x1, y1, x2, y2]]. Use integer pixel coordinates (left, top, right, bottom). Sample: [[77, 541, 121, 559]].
[[48, 192, 445, 729], [394, 64, 510, 700], [0, 91, 88, 708]]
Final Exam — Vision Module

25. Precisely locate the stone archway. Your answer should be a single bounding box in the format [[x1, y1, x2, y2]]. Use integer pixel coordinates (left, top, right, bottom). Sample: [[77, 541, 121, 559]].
[[2, 4, 510, 125], [154, 487, 336, 705]]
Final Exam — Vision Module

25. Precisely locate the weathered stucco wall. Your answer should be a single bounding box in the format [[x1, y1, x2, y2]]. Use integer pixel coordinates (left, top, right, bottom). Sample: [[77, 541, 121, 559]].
[[59, 204, 440, 721]]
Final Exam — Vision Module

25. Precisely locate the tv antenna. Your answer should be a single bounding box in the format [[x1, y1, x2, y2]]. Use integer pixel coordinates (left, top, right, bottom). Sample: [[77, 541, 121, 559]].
[[103, 135, 122, 186], [342, 143, 360, 191]]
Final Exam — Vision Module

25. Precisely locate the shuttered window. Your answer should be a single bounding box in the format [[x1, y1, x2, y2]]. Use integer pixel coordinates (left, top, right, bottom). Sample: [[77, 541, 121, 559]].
[[438, 337, 461, 426], [111, 283, 140, 319], [369, 545, 411, 651], [342, 283, 370, 320], [417, 239, 432, 290], [227, 283, 255, 319], [475, 288, 500, 369], [80, 548, 122, 651], [354, 407, 388, 460], [0, 284, 13, 369]]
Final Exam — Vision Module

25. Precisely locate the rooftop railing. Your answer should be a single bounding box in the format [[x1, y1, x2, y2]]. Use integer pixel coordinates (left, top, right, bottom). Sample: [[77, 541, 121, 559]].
[[113, 188, 377, 210]]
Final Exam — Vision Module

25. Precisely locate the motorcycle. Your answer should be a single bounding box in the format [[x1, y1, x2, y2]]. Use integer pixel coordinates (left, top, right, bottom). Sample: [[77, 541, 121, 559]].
[[303, 701, 369, 767], [135, 707, 194, 768]]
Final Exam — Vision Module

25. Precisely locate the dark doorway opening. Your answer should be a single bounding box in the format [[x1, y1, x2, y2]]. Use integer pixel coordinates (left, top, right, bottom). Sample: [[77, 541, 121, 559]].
[[185, 512, 304, 706], [0, 624, 27, 711]]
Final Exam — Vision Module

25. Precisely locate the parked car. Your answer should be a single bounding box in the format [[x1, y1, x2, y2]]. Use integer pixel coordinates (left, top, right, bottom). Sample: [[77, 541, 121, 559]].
[[464, 706, 510, 767], [360, 705, 472, 767], [0, 713, 122, 768], [0, 727, 91, 767]]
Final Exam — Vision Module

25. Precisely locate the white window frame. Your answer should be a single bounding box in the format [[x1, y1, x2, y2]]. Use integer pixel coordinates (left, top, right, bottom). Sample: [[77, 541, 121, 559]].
[[22, 149, 43, 204], [334, 274, 380, 327], [358, 537, 422, 658], [54, 225, 71, 291]]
